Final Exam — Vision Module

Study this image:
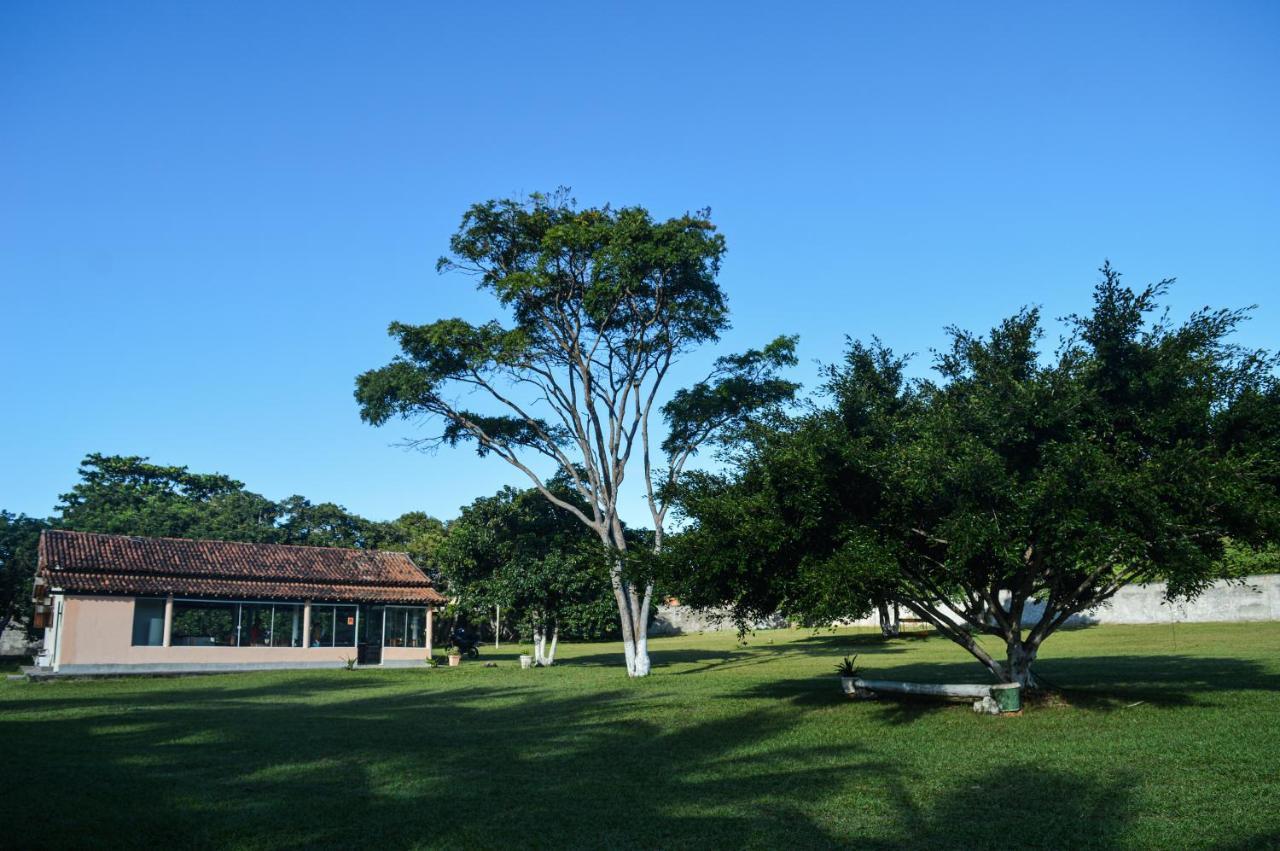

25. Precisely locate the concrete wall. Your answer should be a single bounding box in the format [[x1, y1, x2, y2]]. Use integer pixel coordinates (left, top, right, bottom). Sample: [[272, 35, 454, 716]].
[[53, 595, 433, 673], [1, 620, 38, 656], [650, 574, 1280, 634], [649, 606, 786, 636], [1026, 573, 1280, 625]]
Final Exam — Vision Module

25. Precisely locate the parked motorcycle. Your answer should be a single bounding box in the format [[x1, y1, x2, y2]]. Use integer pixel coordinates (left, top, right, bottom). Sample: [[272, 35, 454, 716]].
[[448, 627, 482, 658]]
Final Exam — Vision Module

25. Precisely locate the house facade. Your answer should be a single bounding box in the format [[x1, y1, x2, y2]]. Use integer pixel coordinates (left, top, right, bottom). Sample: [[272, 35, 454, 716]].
[[33, 530, 445, 674]]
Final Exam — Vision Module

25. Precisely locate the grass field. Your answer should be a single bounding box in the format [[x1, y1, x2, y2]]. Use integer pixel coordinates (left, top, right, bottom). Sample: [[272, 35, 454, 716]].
[[2, 623, 1279, 849]]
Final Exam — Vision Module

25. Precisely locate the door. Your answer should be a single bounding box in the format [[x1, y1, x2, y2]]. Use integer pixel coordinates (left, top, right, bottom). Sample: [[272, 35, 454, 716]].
[[357, 604, 385, 665]]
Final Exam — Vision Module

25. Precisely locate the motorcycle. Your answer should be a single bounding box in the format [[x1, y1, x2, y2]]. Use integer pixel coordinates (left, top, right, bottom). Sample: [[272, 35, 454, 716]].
[[448, 628, 482, 658]]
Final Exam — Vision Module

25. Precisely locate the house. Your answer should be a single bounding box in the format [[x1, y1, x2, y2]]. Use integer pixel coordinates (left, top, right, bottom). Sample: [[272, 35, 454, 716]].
[[32, 529, 445, 674]]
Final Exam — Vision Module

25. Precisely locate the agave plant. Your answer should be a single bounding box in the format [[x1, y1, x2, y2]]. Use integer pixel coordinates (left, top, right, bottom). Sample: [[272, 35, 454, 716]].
[[835, 655, 859, 678]]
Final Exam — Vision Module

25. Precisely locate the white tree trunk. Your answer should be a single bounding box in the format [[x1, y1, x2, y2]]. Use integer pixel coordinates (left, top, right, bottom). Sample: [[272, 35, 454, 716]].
[[544, 624, 559, 666], [626, 585, 652, 676]]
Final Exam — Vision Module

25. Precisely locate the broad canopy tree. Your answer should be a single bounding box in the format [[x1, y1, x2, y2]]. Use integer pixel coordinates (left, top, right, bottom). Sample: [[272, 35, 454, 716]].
[[435, 481, 621, 665], [673, 265, 1279, 686], [356, 191, 798, 676]]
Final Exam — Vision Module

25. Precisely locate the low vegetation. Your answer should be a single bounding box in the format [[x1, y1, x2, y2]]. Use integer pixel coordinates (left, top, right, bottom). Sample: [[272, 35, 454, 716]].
[[3, 623, 1278, 848]]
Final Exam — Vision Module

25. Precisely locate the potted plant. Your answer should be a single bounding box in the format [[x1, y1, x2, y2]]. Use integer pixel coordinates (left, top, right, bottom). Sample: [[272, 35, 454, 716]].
[[447, 649, 462, 667], [835, 655, 860, 695]]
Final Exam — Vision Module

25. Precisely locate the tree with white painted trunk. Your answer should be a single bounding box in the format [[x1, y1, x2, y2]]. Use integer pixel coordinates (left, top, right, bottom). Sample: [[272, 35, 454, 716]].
[[433, 481, 620, 664], [355, 191, 799, 676]]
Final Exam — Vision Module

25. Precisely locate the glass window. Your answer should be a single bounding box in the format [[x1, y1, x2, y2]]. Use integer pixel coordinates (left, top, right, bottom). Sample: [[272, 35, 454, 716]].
[[171, 601, 238, 646], [406, 608, 426, 648], [238, 604, 272, 647], [131, 598, 166, 646], [310, 606, 334, 647], [407, 606, 427, 647], [384, 608, 407, 647], [333, 605, 357, 647], [270, 604, 303, 647]]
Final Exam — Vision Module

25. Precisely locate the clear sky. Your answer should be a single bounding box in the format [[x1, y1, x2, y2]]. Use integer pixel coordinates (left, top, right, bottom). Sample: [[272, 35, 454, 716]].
[[2, 1, 1278, 527]]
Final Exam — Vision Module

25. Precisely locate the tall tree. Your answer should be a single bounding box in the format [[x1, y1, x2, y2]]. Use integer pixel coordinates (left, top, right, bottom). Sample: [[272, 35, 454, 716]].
[[275, 495, 408, 550], [393, 511, 448, 581], [674, 265, 1280, 686], [55, 454, 431, 553], [56, 453, 280, 541], [0, 512, 48, 638], [356, 191, 798, 676], [436, 482, 619, 664]]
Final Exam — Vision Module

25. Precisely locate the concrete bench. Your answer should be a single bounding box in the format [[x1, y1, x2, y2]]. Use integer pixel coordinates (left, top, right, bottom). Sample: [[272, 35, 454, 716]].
[[841, 676, 1022, 714]]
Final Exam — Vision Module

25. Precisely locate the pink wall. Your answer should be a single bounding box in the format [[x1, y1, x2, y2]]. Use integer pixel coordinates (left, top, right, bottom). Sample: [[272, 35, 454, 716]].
[[58, 595, 433, 667]]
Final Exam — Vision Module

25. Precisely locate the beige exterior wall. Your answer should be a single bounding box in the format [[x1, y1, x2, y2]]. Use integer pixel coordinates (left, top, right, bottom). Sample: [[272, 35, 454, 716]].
[[57, 595, 433, 669]]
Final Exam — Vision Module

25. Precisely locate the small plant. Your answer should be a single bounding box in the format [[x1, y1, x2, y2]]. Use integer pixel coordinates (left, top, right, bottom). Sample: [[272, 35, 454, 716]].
[[835, 655, 860, 678], [424, 656, 438, 668], [342, 656, 357, 671]]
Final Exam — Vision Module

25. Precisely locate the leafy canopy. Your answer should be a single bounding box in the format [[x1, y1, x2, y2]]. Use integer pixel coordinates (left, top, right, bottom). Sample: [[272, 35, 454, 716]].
[[435, 481, 621, 641], [671, 264, 1280, 684]]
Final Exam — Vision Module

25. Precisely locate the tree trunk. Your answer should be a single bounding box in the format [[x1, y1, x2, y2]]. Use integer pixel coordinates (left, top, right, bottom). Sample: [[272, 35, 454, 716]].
[[533, 620, 547, 666], [609, 546, 651, 677], [544, 623, 559, 666], [877, 601, 899, 637], [1005, 641, 1038, 688], [622, 585, 651, 676]]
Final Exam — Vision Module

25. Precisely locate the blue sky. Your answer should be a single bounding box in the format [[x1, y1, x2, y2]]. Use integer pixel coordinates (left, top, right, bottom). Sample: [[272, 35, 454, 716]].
[[2, 1, 1277, 527]]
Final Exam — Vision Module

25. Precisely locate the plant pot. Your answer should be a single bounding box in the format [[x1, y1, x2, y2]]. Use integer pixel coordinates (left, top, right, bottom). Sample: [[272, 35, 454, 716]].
[[447, 654, 462, 667], [519, 654, 533, 670], [990, 683, 1022, 713]]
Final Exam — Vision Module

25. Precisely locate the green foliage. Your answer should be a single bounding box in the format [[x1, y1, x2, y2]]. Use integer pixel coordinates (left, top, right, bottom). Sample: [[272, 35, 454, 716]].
[[354, 190, 735, 465], [393, 511, 447, 580], [436, 481, 620, 641], [661, 335, 801, 458], [51, 454, 432, 556], [835, 655, 860, 677], [56, 453, 281, 542], [0, 512, 48, 637], [672, 264, 1280, 682]]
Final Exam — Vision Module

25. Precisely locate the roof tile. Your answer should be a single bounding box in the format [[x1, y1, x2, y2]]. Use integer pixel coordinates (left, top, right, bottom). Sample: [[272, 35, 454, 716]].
[[38, 530, 444, 605]]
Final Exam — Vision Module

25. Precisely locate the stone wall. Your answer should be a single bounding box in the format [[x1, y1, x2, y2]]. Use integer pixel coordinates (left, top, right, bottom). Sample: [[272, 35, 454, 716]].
[[649, 605, 788, 636], [1028, 573, 1280, 625], [0, 620, 38, 657], [650, 574, 1280, 634]]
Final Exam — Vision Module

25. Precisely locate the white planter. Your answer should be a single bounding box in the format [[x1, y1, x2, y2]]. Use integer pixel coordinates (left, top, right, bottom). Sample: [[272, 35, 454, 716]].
[[519, 655, 533, 669]]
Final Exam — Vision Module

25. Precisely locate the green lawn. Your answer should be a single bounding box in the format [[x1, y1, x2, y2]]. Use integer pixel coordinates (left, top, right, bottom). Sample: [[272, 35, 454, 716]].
[[2, 623, 1278, 849]]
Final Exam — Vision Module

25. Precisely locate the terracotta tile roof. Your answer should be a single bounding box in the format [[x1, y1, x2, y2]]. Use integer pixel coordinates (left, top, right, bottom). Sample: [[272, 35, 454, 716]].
[[38, 530, 445, 605]]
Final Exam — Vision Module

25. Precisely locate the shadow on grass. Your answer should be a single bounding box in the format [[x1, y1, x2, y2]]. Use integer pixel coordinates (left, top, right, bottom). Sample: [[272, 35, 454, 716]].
[[0, 677, 884, 848], [565, 634, 911, 673], [733, 653, 1280, 720], [3, 645, 1276, 848]]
